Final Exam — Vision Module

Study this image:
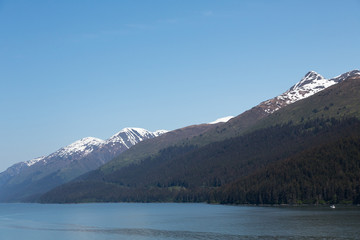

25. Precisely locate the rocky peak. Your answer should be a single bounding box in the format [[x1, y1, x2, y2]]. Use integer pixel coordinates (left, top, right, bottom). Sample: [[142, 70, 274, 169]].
[[289, 71, 325, 91], [330, 70, 360, 83], [258, 70, 358, 114]]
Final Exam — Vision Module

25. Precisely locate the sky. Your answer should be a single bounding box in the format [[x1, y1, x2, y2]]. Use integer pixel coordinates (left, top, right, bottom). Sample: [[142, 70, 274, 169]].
[[0, 0, 359, 171]]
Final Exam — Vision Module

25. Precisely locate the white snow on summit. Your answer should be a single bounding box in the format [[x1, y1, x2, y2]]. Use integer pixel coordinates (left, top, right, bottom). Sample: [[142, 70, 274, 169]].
[[260, 70, 359, 114], [107, 127, 167, 148], [11, 127, 168, 171], [277, 71, 336, 105], [55, 137, 106, 158]]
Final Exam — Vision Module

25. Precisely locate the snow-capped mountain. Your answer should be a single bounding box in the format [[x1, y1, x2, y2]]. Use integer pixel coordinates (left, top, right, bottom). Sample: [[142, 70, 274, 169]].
[[16, 127, 168, 171], [0, 127, 167, 202], [2, 69, 359, 203], [54, 137, 105, 159], [259, 70, 360, 114], [107, 128, 165, 149], [1, 137, 106, 180]]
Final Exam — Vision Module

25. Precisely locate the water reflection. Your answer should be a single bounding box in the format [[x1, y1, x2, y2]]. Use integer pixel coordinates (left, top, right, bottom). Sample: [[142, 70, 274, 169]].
[[0, 203, 359, 240]]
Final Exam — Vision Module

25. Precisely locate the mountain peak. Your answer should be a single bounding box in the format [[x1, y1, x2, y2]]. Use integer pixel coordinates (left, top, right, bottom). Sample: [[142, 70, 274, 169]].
[[260, 70, 339, 114], [306, 70, 322, 77], [121, 127, 146, 133], [106, 127, 168, 151], [55, 137, 105, 158], [68, 137, 105, 147], [290, 71, 326, 91]]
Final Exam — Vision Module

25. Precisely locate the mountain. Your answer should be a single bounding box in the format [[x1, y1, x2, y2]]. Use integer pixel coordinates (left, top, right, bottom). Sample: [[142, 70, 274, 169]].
[[259, 70, 360, 114], [0, 128, 167, 202], [189, 70, 358, 145], [40, 70, 360, 204], [100, 123, 217, 173], [253, 70, 360, 130], [42, 117, 360, 204]]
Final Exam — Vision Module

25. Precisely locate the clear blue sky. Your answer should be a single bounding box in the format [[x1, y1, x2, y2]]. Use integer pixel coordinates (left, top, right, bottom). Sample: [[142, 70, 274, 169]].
[[1, 0, 359, 171]]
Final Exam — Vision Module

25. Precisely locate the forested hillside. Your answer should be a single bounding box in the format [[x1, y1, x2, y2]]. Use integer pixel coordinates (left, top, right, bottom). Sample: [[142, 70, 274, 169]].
[[218, 118, 360, 204], [40, 75, 360, 204], [41, 117, 360, 204]]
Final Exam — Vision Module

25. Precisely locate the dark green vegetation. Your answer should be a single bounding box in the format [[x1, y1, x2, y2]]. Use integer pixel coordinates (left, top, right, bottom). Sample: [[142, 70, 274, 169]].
[[219, 118, 360, 204], [41, 76, 360, 204], [41, 118, 360, 204]]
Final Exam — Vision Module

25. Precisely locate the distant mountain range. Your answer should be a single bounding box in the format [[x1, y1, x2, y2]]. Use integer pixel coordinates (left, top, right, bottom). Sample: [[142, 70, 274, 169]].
[[39, 69, 360, 204], [0, 128, 167, 202], [0, 116, 235, 202]]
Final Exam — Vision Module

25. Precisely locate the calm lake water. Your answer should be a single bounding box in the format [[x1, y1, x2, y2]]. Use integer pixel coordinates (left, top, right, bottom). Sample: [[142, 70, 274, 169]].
[[0, 203, 359, 240]]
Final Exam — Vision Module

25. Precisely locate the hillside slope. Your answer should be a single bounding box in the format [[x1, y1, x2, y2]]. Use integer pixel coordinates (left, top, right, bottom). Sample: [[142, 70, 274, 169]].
[[41, 118, 360, 204], [102, 70, 354, 173], [218, 121, 360, 204], [40, 72, 360, 204], [189, 70, 359, 145]]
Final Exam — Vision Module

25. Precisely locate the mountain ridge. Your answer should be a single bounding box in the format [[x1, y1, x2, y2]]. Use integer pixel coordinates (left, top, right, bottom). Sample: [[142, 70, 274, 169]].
[[7, 127, 167, 175], [0, 127, 167, 202], [39, 69, 360, 204], [188, 70, 359, 145]]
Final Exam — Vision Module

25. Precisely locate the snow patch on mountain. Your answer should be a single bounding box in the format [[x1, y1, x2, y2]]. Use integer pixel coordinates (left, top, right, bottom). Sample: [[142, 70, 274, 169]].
[[153, 130, 168, 137], [25, 156, 46, 167], [209, 116, 234, 124]]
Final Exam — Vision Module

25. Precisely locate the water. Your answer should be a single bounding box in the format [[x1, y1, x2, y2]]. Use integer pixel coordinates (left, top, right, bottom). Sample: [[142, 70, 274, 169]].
[[0, 203, 359, 240]]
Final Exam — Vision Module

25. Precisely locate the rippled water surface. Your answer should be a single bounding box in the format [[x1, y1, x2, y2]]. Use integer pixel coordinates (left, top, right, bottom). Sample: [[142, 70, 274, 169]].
[[0, 203, 359, 239]]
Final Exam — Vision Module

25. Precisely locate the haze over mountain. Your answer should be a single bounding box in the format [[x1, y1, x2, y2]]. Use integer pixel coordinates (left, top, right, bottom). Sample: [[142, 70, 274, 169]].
[[40, 70, 360, 204], [0, 128, 167, 202]]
